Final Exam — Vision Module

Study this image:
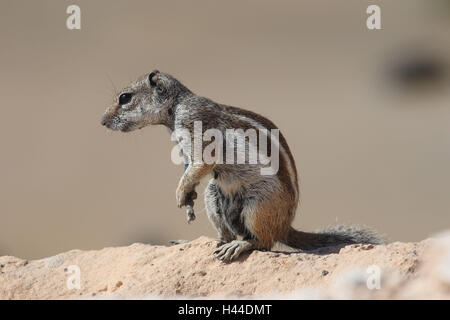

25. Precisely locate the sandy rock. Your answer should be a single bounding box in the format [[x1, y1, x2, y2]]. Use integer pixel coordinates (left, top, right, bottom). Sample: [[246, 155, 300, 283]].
[[0, 233, 449, 299]]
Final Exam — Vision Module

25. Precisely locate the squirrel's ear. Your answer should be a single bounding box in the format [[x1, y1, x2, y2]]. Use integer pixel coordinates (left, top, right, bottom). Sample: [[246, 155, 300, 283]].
[[149, 70, 159, 87]]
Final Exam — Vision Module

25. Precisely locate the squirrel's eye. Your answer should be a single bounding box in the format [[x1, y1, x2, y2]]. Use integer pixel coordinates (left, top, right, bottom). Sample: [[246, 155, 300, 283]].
[[119, 93, 132, 105]]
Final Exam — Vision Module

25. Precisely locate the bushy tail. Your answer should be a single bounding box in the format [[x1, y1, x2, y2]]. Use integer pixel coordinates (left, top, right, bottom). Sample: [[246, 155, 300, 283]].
[[282, 225, 385, 250]]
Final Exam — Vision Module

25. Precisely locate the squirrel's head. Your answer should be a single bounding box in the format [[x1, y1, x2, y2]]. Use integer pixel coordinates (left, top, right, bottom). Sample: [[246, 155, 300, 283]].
[[101, 70, 186, 132]]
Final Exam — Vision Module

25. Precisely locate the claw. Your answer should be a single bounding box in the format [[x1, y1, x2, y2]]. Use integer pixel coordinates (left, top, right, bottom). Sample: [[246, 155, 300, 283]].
[[214, 240, 253, 262]]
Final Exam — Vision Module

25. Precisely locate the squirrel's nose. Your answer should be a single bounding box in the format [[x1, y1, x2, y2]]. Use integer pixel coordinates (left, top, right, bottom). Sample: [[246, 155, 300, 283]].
[[101, 114, 110, 126]]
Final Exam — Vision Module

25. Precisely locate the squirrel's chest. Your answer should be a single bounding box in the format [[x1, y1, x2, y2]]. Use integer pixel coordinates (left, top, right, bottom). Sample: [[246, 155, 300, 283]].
[[214, 172, 244, 196]]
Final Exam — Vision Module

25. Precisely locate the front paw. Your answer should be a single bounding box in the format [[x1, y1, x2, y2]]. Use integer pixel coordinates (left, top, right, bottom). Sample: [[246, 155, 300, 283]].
[[176, 185, 188, 208]]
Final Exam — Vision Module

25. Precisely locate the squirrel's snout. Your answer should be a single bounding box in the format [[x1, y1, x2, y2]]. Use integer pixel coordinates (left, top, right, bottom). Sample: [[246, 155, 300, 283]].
[[101, 114, 111, 127]]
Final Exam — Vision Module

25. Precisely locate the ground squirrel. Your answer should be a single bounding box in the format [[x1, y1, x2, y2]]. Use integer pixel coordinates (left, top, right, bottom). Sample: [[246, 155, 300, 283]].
[[101, 70, 383, 262]]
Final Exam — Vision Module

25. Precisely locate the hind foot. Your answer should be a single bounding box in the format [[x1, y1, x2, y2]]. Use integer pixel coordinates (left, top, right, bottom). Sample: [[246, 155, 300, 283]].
[[214, 240, 253, 262]]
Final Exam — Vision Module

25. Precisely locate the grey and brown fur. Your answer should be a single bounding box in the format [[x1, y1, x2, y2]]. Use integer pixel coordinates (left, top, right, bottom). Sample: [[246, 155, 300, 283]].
[[101, 70, 384, 262]]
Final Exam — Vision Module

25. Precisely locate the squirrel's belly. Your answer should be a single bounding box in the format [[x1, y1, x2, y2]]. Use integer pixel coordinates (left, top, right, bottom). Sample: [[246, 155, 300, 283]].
[[213, 165, 283, 203]]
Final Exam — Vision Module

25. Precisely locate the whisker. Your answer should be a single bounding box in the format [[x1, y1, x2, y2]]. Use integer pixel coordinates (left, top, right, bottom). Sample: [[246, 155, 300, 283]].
[[106, 73, 118, 95]]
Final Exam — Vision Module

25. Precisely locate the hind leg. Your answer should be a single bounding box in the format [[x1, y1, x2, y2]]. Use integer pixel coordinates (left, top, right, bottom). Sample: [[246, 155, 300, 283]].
[[214, 209, 273, 262], [205, 180, 236, 244], [214, 195, 291, 262]]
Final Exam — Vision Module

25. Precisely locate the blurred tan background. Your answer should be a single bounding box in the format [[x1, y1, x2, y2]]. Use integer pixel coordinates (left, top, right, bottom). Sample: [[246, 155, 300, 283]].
[[1, 0, 449, 259]]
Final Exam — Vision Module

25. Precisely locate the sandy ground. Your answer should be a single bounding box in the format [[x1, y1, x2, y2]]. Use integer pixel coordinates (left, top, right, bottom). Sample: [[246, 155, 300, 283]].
[[1, 232, 449, 299]]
